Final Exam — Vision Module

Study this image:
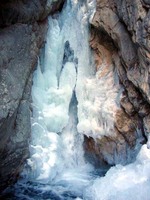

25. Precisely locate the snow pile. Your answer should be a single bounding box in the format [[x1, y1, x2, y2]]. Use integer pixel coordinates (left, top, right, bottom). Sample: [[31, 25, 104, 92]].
[[84, 144, 150, 200]]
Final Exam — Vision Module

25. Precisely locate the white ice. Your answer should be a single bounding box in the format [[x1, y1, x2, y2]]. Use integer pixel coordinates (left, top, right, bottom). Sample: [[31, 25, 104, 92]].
[[25, 0, 150, 199], [84, 144, 150, 200], [26, 0, 96, 195]]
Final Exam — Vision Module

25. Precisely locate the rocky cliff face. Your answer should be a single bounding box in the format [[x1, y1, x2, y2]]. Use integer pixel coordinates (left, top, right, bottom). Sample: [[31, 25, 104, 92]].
[[84, 0, 150, 167], [0, 0, 64, 192]]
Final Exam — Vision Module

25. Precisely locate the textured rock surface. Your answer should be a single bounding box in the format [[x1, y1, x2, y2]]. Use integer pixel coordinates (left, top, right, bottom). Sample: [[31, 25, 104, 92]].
[[92, 0, 150, 105], [92, 0, 150, 102], [84, 27, 146, 167], [84, 0, 150, 167], [0, 0, 64, 192], [0, 0, 64, 27]]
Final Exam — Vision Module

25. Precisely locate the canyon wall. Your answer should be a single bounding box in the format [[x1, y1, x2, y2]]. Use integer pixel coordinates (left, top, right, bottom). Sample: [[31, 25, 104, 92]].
[[85, 0, 150, 167], [0, 0, 64, 192]]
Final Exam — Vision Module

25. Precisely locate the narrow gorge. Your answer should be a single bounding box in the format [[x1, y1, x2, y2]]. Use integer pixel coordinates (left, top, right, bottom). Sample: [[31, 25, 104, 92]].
[[0, 0, 150, 200]]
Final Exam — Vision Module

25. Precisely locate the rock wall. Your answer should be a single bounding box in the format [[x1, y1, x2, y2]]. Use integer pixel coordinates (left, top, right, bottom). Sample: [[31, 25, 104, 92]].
[[0, 0, 64, 192], [84, 0, 150, 167]]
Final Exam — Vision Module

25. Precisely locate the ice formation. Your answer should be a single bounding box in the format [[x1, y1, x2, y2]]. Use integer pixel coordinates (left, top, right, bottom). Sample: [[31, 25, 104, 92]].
[[10, 0, 150, 199]]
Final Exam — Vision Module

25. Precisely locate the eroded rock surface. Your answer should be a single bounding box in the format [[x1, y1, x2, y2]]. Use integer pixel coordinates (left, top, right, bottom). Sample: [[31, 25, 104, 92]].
[[85, 0, 150, 167], [84, 18, 148, 167], [0, 0, 64, 192]]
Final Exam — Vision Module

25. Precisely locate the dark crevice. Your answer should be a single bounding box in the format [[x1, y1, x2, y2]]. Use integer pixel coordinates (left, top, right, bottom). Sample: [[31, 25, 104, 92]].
[[48, 0, 65, 16], [57, 40, 78, 88], [90, 25, 117, 52], [83, 135, 112, 173]]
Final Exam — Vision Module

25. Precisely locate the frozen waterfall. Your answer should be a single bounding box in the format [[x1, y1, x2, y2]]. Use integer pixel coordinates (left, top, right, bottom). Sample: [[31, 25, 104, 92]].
[[3, 0, 150, 199]]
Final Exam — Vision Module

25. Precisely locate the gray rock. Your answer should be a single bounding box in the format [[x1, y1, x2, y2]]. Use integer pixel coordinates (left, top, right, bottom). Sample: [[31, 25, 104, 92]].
[[0, 0, 64, 192], [0, 0, 64, 27]]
